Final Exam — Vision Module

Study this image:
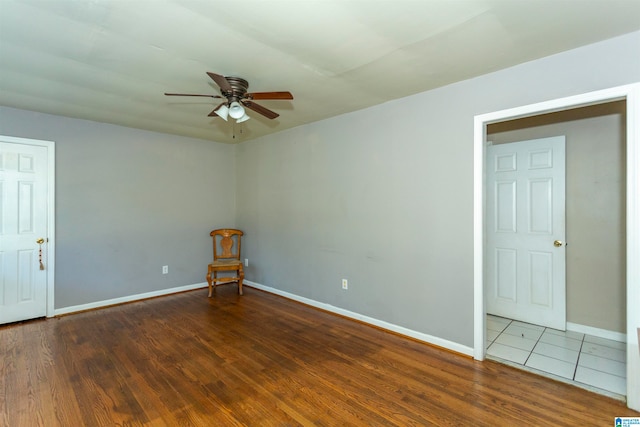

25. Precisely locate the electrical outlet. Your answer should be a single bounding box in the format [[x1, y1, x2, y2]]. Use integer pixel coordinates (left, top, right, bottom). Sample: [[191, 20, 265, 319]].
[[162, 265, 168, 274], [342, 279, 348, 290], [244, 258, 249, 267]]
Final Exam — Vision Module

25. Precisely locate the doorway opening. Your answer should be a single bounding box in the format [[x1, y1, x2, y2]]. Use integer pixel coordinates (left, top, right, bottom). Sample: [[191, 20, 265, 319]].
[[483, 101, 627, 398], [473, 83, 640, 410]]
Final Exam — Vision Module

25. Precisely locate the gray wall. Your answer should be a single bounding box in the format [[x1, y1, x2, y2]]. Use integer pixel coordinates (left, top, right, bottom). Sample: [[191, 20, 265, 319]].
[[0, 108, 236, 308], [236, 31, 640, 348], [488, 102, 626, 333]]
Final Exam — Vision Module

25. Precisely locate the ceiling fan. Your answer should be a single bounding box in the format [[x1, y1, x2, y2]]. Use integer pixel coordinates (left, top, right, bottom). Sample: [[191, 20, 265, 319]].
[[164, 72, 293, 122]]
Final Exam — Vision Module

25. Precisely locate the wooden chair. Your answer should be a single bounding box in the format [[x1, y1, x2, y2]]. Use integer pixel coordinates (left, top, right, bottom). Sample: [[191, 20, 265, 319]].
[[206, 229, 244, 297]]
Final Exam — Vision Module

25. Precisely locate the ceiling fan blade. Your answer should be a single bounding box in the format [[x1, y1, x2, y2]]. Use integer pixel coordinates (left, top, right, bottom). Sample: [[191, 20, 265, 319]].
[[207, 103, 227, 117], [246, 91, 293, 100], [243, 101, 279, 119], [165, 93, 222, 98], [206, 72, 232, 93]]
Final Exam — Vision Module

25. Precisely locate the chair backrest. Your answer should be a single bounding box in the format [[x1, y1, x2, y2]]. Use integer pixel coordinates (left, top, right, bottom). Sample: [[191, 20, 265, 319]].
[[211, 229, 243, 261]]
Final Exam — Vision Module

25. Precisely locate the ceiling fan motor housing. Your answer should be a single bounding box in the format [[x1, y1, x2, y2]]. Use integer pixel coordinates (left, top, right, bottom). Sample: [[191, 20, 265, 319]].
[[223, 77, 249, 101]]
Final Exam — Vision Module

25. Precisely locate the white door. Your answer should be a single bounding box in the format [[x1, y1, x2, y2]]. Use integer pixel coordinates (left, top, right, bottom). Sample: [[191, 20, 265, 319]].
[[486, 136, 566, 330], [0, 139, 50, 324]]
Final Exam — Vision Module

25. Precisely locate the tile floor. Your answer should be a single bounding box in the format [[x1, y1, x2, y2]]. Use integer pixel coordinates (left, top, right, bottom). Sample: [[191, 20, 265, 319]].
[[486, 315, 627, 397]]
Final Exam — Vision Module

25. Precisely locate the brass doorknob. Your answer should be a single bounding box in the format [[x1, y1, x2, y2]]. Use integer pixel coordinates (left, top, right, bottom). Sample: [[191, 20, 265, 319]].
[[36, 238, 45, 244], [554, 240, 563, 247]]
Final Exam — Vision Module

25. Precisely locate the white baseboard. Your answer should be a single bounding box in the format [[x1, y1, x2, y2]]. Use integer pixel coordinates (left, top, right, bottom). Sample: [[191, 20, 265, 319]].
[[244, 280, 474, 357], [53, 282, 208, 316], [567, 322, 627, 343]]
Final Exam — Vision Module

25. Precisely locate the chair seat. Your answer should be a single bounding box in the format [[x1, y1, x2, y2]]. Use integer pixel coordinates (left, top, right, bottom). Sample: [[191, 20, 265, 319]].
[[209, 259, 242, 268]]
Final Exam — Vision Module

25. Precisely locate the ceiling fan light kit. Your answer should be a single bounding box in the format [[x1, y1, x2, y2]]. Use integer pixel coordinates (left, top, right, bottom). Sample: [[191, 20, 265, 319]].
[[215, 104, 229, 121], [165, 72, 293, 128], [236, 114, 250, 123], [228, 101, 245, 119]]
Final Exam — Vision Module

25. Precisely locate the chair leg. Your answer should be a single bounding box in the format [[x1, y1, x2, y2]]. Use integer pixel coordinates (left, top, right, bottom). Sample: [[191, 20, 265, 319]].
[[206, 267, 213, 298], [238, 265, 244, 296]]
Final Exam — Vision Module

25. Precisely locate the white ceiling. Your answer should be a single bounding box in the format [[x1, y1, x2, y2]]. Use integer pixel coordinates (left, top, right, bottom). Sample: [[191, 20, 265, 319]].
[[1, 0, 639, 143]]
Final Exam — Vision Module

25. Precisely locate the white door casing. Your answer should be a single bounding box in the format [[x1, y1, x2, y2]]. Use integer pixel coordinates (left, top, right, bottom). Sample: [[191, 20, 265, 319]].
[[485, 136, 566, 330], [473, 83, 640, 411], [0, 136, 54, 324]]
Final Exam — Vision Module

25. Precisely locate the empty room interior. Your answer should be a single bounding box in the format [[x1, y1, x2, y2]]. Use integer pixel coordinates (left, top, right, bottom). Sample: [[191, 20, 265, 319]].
[[1, 1, 640, 425]]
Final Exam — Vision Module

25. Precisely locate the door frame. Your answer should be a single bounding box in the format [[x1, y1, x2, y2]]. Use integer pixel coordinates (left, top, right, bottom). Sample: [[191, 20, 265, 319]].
[[472, 83, 640, 410], [1, 135, 55, 318]]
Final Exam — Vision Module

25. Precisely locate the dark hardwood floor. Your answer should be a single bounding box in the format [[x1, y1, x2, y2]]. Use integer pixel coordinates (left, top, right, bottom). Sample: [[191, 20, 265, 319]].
[[1, 286, 637, 426]]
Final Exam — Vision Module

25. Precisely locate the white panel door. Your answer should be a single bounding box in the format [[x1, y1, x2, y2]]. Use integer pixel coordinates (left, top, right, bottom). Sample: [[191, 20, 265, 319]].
[[0, 141, 49, 324], [486, 136, 566, 330]]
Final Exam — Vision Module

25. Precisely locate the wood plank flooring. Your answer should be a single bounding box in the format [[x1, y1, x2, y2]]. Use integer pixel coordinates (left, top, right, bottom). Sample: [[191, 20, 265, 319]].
[[1, 286, 637, 426]]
